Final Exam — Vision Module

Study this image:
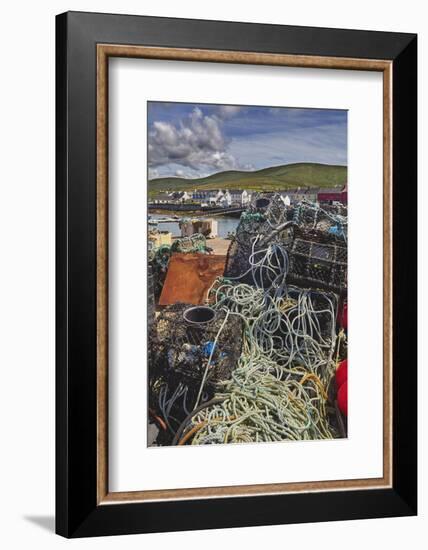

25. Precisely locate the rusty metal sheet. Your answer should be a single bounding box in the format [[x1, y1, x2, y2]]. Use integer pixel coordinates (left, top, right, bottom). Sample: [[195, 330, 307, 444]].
[[159, 253, 226, 305]]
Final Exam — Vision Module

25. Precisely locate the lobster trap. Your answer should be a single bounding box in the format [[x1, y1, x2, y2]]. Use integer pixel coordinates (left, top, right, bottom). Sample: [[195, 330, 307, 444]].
[[288, 201, 348, 243], [224, 194, 293, 282], [287, 231, 347, 295], [225, 197, 347, 295], [148, 303, 243, 426]]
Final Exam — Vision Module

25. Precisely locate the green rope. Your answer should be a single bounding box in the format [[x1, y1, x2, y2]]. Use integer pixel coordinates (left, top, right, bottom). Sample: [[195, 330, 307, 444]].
[[184, 270, 339, 444]]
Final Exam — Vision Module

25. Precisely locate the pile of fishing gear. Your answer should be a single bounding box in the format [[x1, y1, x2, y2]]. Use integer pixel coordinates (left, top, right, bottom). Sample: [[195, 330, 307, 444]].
[[148, 194, 348, 446]]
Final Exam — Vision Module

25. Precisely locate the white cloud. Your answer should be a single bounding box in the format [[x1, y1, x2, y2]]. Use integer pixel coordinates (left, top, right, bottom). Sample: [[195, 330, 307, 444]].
[[148, 107, 238, 173], [217, 105, 242, 119], [148, 168, 159, 179], [148, 105, 346, 179]]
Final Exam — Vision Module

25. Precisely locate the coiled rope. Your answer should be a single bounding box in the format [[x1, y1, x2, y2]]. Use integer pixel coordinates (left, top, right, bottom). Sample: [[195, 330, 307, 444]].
[[176, 237, 340, 445]]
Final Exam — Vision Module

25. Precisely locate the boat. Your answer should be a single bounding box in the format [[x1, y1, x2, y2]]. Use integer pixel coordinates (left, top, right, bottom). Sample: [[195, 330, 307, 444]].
[[148, 216, 179, 224], [156, 217, 181, 223]]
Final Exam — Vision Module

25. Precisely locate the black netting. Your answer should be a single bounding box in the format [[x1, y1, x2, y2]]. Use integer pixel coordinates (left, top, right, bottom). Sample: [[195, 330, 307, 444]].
[[287, 286, 338, 343], [288, 237, 347, 295], [288, 201, 347, 243], [225, 195, 347, 294]]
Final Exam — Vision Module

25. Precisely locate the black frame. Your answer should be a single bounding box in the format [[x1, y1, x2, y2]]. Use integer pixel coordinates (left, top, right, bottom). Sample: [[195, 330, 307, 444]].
[[56, 11, 417, 538]]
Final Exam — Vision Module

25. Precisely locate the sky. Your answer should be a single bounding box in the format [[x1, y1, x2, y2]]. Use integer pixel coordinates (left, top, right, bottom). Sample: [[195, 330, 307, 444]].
[[148, 102, 347, 180]]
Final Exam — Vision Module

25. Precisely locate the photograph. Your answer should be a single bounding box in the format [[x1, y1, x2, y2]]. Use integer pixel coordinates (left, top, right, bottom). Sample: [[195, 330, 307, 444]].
[[147, 101, 349, 447], [0, 1, 420, 544]]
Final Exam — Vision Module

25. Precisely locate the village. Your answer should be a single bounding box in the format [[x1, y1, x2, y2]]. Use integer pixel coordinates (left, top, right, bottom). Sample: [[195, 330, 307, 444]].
[[149, 184, 347, 209], [148, 184, 347, 254]]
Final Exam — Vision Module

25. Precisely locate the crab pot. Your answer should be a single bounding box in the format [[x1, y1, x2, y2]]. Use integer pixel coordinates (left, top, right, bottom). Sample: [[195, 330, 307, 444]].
[[225, 194, 290, 283], [288, 202, 348, 243], [287, 236, 347, 295], [148, 303, 244, 431]]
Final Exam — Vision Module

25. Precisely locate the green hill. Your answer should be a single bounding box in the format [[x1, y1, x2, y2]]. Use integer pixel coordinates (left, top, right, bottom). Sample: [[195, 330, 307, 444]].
[[148, 163, 347, 196]]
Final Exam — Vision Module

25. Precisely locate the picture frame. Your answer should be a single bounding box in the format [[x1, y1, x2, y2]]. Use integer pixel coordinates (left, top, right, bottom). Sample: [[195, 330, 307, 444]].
[[56, 11, 417, 538]]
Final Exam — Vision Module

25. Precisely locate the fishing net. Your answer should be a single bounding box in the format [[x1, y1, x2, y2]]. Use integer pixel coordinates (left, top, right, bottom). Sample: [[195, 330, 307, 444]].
[[170, 233, 207, 253]]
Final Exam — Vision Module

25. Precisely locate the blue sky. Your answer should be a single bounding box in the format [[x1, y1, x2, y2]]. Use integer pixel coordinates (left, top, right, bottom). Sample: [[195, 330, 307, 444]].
[[148, 102, 347, 180]]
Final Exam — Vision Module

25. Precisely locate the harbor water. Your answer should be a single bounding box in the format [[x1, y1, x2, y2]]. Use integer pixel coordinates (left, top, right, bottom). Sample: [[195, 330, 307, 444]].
[[149, 214, 240, 238]]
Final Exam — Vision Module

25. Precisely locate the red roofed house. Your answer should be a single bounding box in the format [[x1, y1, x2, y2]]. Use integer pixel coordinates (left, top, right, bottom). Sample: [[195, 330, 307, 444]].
[[317, 184, 347, 205]]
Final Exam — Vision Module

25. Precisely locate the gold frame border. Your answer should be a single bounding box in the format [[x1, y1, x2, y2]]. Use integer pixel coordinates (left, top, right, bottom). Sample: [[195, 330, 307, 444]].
[[96, 44, 393, 504]]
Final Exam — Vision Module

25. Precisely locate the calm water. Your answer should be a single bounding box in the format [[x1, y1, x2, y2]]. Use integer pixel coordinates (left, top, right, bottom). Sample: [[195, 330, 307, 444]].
[[149, 214, 240, 238]]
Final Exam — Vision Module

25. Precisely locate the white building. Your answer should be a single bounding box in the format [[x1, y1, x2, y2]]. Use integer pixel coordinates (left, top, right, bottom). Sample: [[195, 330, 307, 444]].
[[180, 218, 218, 238], [171, 191, 192, 202], [229, 189, 251, 206], [217, 192, 230, 207], [151, 192, 172, 204], [280, 195, 291, 207], [187, 188, 251, 207], [192, 189, 218, 202]]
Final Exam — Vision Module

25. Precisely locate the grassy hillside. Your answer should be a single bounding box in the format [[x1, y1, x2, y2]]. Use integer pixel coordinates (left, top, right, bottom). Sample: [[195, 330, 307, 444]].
[[148, 163, 347, 196]]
